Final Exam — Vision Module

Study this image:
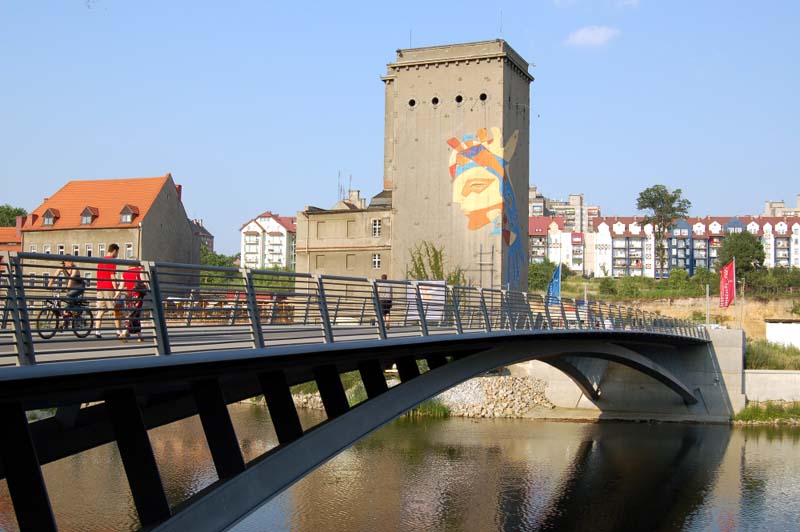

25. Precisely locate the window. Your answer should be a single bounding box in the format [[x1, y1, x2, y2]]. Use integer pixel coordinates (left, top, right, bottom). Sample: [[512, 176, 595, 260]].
[[121, 213, 133, 224], [72, 244, 80, 256], [372, 253, 381, 269], [372, 219, 382, 237], [125, 243, 134, 259], [43, 244, 51, 254], [98, 244, 106, 257], [346, 254, 356, 270], [81, 214, 93, 225], [29, 245, 37, 253], [57, 244, 65, 255], [43, 215, 54, 226], [85, 244, 93, 257], [315, 255, 325, 269]]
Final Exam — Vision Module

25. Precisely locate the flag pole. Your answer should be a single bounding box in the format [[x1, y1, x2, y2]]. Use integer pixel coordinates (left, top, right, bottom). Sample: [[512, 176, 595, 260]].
[[705, 284, 710, 325]]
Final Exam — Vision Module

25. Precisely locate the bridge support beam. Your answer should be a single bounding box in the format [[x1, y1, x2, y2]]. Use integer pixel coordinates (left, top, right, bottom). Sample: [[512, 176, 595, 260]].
[[105, 388, 171, 527], [313, 365, 350, 418], [425, 355, 448, 370], [395, 356, 420, 382], [0, 402, 57, 532], [191, 379, 245, 480], [358, 359, 388, 399], [259, 371, 304, 444]]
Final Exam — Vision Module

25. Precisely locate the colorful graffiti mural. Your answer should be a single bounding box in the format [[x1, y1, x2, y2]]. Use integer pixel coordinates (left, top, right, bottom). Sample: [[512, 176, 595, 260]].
[[447, 127, 525, 286]]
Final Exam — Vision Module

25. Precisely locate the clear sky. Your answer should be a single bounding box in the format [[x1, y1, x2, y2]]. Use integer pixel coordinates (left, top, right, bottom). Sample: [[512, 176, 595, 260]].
[[2, 1, 798, 254]]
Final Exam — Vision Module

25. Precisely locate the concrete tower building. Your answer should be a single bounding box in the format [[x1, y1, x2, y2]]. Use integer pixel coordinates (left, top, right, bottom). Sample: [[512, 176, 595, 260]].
[[382, 40, 533, 289]]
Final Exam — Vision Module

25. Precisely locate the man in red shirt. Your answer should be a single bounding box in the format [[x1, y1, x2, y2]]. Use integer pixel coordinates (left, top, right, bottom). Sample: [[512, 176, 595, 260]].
[[95, 243, 124, 339]]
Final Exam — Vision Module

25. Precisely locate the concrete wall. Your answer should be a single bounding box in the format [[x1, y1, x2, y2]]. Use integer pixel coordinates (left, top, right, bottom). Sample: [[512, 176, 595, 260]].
[[510, 329, 747, 422], [385, 40, 531, 290], [744, 370, 800, 401], [296, 209, 392, 278], [22, 227, 140, 260]]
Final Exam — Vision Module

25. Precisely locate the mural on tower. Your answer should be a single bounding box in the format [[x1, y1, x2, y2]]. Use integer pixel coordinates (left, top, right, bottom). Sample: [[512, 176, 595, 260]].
[[447, 127, 525, 286]]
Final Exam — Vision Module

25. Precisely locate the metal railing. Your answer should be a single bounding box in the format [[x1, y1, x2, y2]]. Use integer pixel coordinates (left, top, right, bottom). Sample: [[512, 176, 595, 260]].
[[0, 252, 709, 367]]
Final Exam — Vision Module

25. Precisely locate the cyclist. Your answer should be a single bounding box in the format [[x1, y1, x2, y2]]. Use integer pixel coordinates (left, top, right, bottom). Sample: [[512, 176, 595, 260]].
[[47, 259, 86, 308]]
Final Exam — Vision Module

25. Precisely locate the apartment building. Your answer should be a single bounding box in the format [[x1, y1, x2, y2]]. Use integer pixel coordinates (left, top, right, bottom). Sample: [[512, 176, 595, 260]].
[[295, 190, 392, 278], [528, 216, 586, 274], [527, 187, 600, 234], [239, 211, 297, 270], [763, 195, 800, 217], [191, 219, 215, 252]]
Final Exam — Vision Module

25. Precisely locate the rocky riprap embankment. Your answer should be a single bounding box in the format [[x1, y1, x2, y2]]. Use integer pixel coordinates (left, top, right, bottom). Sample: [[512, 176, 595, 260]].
[[291, 375, 553, 418], [437, 375, 553, 418]]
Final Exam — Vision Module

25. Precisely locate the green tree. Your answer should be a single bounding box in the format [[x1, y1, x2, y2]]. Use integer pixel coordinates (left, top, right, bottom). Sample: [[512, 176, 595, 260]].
[[0, 204, 26, 227], [200, 244, 238, 268], [407, 241, 466, 286], [716, 231, 765, 278], [636, 185, 691, 277], [199, 244, 239, 286], [528, 258, 557, 292]]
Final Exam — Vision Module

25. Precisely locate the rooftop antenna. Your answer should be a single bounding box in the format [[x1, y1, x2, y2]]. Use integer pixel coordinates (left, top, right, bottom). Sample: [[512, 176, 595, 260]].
[[499, 9, 503, 37], [409, 29, 412, 48], [337, 170, 342, 200], [348, 174, 352, 193]]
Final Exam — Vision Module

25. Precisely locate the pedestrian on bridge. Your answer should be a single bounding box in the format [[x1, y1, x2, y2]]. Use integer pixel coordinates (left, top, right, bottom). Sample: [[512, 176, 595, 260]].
[[94, 244, 126, 341], [378, 274, 392, 328]]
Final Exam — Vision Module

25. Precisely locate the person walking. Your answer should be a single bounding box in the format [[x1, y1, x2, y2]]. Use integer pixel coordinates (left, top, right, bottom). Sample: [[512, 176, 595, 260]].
[[122, 265, 147, 342], [94, 243, 126, 340], [378, 274, 392, 329]]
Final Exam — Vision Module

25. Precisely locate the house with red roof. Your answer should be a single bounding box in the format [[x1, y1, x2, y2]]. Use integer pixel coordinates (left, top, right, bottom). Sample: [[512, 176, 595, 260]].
[[239, 211, 297, 270], [0, 226, 22, 253], [20, 173, 200, 264]]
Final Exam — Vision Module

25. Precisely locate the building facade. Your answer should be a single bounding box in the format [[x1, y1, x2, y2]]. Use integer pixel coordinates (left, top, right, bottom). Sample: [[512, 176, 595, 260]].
[[383, 40, 533, 289], [295, 190, 392, 278], [20, 174, 199, 265], [191, 219, 215, 252], [239, 212, 297, 270]]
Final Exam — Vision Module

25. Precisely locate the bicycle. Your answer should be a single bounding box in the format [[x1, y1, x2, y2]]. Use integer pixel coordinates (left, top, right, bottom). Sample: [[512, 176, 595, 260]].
[[36, 296, 95, 340]]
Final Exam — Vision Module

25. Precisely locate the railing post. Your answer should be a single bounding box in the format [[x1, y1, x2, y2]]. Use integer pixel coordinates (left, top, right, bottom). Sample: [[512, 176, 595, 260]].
[[370, 279, 387, 340], [185, 288, 196, 327], [523, 293, 535, 330], [572, 299, 583, 330], [559, 298, 569, 330], [228, 290, 242, 326], [142, 261, 171, 355], [2, 252, 35, 366], [413, 282, 429, 336], [450, 286, 464, 334], [315, 276, 334, 343], [543, 296, 554, 329], [478, 288, 492, 332], [241, 269, 265, 348], [501, 290, 515, 331]]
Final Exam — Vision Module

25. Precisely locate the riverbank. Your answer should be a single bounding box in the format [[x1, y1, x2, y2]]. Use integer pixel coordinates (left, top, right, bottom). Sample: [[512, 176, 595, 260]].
[[733, 401, 800, 426]]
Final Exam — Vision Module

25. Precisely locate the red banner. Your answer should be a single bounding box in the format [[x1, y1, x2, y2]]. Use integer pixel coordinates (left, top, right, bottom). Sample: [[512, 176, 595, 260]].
[[719, 260, 735, 308]]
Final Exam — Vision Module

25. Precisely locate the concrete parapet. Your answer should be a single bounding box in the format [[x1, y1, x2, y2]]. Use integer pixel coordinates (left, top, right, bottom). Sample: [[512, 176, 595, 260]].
[[745, 370, 800, 402]]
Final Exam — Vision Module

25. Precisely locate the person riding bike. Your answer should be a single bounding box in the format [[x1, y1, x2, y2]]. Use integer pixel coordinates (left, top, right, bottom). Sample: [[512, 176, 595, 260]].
[[47, 259, 86, 310]]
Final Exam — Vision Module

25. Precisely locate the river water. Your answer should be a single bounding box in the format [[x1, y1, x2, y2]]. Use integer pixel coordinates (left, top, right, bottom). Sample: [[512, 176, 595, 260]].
[[2, 403, 799, 531]]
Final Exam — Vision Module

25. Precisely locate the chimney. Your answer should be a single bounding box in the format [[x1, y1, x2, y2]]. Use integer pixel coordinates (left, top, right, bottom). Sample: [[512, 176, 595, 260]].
[[15, 215, 26, 236], [175, 184, 182, 201]]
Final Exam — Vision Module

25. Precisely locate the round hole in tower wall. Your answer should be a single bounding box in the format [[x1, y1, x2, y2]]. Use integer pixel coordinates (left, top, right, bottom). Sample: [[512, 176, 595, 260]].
[[479, 93, 487, 101], [408, 99, 416, 107], [431, 97, 439, 105], [455, 95, 463, 103]]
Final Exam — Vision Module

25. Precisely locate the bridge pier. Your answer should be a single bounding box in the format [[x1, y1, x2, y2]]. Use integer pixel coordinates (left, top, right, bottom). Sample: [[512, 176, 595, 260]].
[[259, 371, 304, 444], [191, 378, 246, 480]]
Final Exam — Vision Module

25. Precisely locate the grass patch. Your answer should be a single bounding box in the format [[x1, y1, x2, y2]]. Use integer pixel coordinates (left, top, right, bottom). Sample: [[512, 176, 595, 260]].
[[403, 398, 450, 419], [290, 370, 363, 395], [745, 340, 800, 370], [735, 401, 800, 422]]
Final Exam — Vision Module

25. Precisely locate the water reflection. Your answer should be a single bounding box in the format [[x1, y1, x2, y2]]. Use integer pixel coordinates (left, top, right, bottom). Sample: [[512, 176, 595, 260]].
[[1, 405, 799, 532]]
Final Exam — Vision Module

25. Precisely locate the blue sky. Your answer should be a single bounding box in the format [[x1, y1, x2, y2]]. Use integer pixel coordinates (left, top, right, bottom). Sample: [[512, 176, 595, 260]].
[[2, 0, 798, 253]]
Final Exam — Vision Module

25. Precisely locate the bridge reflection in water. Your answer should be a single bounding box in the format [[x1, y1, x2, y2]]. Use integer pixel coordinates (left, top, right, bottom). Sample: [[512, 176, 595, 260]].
[[5, 403, 787, 532], [0, 253, 708, 531]]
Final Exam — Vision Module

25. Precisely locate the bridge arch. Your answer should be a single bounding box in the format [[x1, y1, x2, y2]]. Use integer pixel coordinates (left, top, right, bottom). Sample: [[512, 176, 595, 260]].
[[157, 337, 698, 532]]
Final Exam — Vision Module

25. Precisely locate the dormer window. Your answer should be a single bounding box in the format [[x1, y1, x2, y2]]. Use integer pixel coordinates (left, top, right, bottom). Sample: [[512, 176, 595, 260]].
[[119, 204, 139, 224], [80, 206, 98, 225], [42, 208, 60, 226]]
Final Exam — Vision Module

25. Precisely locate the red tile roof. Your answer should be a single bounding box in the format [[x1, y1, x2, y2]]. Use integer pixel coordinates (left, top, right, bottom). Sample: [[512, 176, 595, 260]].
[[240, 213, 297, 233], [21, 174, 173, 231], [528, 216, 565, 234], [0, 227, 21, 252]]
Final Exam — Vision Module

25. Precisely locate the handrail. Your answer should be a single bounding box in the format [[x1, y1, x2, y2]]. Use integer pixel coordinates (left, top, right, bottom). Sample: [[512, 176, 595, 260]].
[[0, 252, 709, 368]]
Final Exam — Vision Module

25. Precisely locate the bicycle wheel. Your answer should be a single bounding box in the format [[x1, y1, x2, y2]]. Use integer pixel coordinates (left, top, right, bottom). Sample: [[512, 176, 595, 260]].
[[72, 309, 94, 338], [36, 308, 60, 339]]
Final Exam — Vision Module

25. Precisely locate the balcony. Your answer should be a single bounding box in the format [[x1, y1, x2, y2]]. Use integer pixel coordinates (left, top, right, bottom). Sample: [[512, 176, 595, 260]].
[[612, 240, 627, 249], [776, 239, 790, 249], [629, 240, 643, 249], [693, 241, 707, 249], [613, 250, 627, 258]]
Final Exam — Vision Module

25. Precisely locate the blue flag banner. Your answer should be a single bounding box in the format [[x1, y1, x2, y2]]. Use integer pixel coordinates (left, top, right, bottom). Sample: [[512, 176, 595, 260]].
[[546, 264, 561, 303]]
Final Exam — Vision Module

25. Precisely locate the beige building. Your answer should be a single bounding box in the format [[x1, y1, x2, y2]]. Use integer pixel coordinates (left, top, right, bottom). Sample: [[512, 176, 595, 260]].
[[383, 40, 533, 289], [296, 190, 392, 278], [20, 173, 200, 266], [239, 211, 297, 270]]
